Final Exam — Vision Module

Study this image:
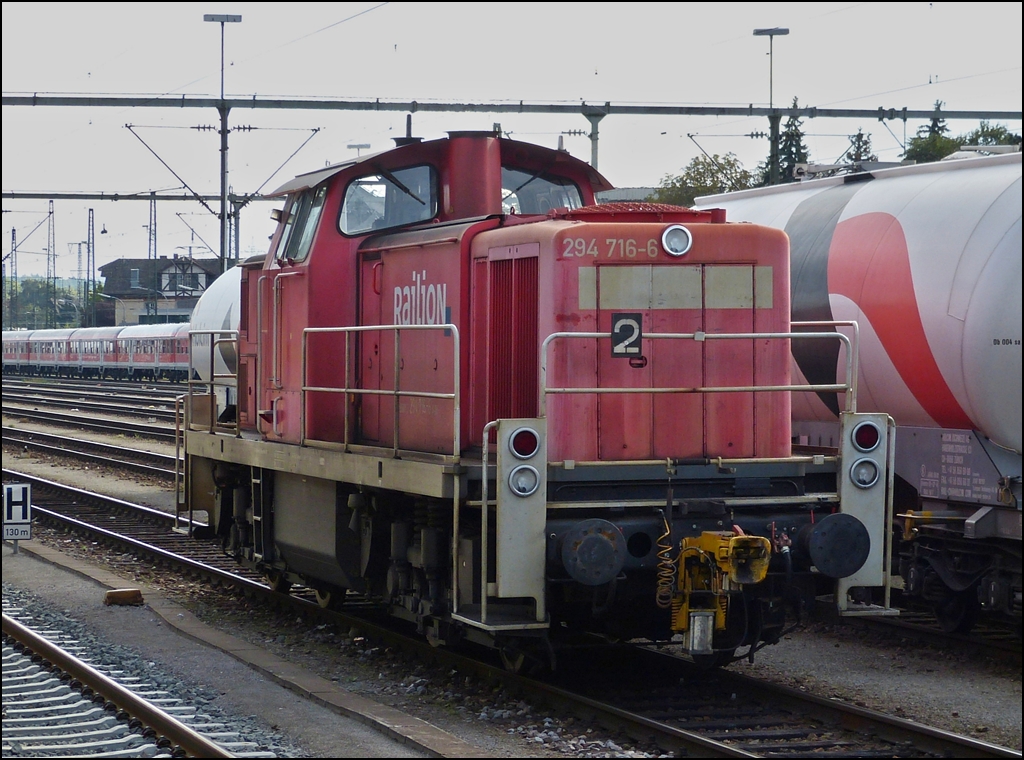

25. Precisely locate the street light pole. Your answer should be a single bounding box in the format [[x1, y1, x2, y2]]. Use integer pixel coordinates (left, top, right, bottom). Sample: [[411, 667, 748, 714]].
[[204, 14, 241, 275], [753, 27, 789, 185], [753, 27, 789, 109], [96, 293, 128, 325]]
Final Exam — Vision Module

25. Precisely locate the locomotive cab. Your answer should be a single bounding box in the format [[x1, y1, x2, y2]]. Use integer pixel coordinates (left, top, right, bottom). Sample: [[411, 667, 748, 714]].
[[182, 131, 895, 667]]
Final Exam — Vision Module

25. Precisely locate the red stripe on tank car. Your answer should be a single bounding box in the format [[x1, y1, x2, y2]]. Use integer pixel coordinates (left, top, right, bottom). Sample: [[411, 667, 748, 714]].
[[828, 212, 974, 429]]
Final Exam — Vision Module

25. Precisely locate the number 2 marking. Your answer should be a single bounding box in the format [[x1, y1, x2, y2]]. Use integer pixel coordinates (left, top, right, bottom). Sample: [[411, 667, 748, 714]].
[[611, 313, 642, 356]]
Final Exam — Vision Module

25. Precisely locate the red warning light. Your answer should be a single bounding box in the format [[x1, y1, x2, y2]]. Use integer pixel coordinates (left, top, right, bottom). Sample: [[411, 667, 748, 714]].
[[510, 428, 540, 459], [853, 421, 880, 452]]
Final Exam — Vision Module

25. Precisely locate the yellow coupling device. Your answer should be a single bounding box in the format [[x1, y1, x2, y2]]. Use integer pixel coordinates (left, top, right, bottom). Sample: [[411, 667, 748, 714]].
[[671, 532, 772, 651]]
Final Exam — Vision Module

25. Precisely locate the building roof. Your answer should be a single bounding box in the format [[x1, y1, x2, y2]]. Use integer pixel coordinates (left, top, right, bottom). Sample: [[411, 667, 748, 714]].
[[98, 257, 222, 297]]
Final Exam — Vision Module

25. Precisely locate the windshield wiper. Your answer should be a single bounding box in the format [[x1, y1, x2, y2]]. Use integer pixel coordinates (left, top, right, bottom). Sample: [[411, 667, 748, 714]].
[[376, 166, 426, 206], [502, 169, 544, 202]]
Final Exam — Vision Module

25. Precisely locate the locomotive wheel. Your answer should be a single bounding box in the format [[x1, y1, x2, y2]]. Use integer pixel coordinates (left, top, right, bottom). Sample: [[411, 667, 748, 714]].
[[314, 588, 334, 609], [691, 649, 736, 670], [933, 589, 979, 634]]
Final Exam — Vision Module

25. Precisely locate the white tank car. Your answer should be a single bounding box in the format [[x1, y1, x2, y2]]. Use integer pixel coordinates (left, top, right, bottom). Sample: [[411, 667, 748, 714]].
[[189, 263, 242, 412], [697, 153, 1022, 630], [697, 152, 1021, 454]]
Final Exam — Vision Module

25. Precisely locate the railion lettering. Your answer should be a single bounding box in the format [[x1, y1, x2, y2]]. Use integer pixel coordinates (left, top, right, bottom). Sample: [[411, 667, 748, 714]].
[[394, 270, 448, 326]]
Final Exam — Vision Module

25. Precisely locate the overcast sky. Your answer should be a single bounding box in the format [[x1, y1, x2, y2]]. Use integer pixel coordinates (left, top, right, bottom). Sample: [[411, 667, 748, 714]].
[[2, 1, 1021, 279]]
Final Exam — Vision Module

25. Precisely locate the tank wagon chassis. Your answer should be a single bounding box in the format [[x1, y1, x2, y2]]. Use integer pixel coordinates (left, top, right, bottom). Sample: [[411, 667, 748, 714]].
[[181, 324, 894, 669]]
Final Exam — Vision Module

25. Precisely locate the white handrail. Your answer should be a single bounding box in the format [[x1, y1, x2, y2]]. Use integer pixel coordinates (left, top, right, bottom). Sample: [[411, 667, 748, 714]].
[[540, 325, 859, 416], [301, 323, 461, 457]]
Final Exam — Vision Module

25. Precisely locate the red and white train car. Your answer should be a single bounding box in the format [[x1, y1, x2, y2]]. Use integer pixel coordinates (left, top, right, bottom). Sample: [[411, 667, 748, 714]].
[[71, 326, 124, 378], [115, 323, 191, 381], [2, 323, 190, 381], [2, 329, 36, 373], [184, 131, 896, 668], [696, 152, 1022, 630]]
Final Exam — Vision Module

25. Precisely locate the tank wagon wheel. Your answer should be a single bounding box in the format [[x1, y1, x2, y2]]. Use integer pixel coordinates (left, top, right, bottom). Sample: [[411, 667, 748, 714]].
[[314, 588, 342, 610], [266, 572, 291, 595], [933, 589, 980, 634], [497, 637, 556, 674], [499, 646, 528, 674]]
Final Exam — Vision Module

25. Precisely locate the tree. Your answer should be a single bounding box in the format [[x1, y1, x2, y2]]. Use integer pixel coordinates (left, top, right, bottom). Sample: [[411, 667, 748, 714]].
[[649, 153, 754, 206], [8, 277, 78, 329], [13, 278, 49, 329], [845, 129, 877, 163], [754, 97, 811, 185], [958, 120, 1022, 148], [904, 111, 1021, 164], [922, 99, 950, 137], [903, 100, 959, 163], [778, 97, 810, 183]]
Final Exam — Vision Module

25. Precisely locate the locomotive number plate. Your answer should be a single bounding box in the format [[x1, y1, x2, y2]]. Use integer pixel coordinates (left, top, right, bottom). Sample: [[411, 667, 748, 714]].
[[562, 237, 660, 258], [611, 313, 643, 357]]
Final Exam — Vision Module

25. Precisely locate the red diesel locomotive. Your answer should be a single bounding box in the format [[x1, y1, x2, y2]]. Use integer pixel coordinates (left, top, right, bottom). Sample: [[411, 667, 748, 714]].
[[183, 131, 894, 668]]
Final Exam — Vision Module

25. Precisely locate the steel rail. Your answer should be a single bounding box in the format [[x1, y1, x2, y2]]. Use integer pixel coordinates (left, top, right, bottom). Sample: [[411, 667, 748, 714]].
[[2, 427, 177, 478], [3, 471, 252, 572], [2, 614, 235, 758], [703, 665, 1022, 758], [1, 406, 177, 441], [2, 469, 747, 756], [1, 391, 178, 421]]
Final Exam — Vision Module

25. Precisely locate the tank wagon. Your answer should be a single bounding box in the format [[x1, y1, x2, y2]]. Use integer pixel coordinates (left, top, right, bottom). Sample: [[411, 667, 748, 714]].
[[174, 131, 893, 668], [696, 152, 1022, 632]]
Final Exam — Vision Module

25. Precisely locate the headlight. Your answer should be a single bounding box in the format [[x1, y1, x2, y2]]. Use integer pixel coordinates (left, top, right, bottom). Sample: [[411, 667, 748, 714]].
[[662, 225, 693, 256], [508, 465, 540, 497], [850, 458, 879, 489]]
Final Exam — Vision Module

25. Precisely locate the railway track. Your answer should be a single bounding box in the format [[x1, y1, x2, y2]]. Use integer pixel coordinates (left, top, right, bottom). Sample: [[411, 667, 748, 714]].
[[1, 387, 180, 423], [545, 646, 1020, 758], [2, 378, 184, 398], [830, 604, 1023, 669], [2, 426, 178, 479], [2, 603, 267, 757], [3, 469, 1019, 758], [1, 406, 177, 441], [0, 469, 259, 590]]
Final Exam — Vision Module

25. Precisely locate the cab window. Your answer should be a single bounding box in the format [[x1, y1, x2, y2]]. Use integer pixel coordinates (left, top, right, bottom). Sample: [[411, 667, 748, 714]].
[[276, 185, 327, 263], [339, 165, 437, 236], [501, 167, 583, 215]]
